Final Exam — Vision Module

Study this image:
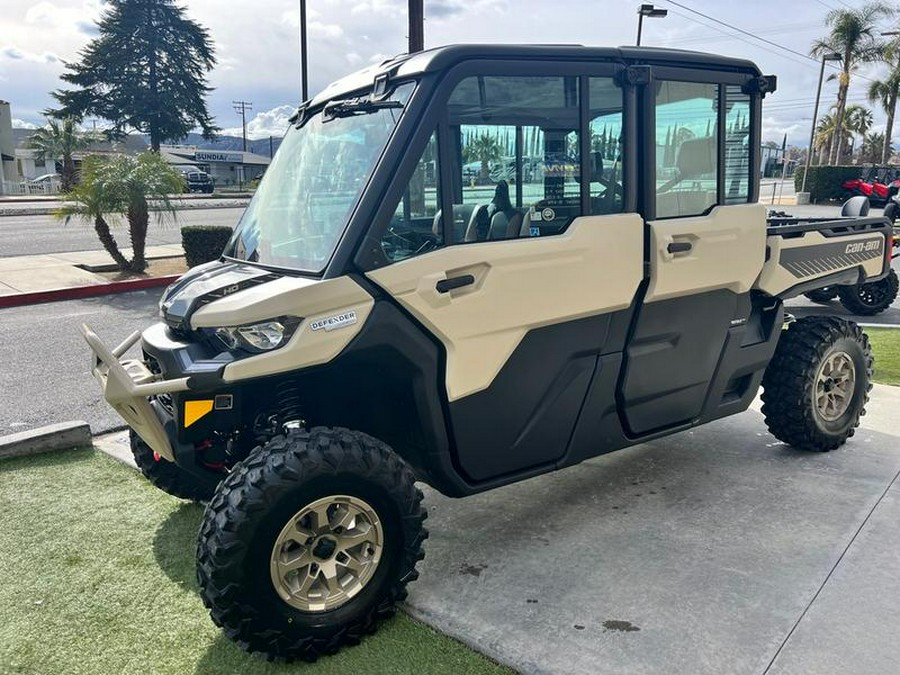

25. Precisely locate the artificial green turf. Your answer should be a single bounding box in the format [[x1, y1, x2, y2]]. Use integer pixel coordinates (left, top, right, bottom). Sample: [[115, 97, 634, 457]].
[[0, 450, 509, 675], [867, 328, 900, 386]]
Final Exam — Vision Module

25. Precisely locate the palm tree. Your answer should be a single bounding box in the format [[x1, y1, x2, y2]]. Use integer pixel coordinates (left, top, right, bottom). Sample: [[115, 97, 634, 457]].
[[859, 131, 886, 163], [58, 152, 184, 273], [466, 134, 503, 183], [25, 117, 101, 192], [868, 39, 900, 164], [814, 111, 846, 164], [845, 104, 875, 161], [811, 3, 895, 164]]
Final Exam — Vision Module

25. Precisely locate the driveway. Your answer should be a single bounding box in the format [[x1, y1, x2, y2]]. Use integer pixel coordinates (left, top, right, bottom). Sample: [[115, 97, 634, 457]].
[[407, 385, 900, 675]]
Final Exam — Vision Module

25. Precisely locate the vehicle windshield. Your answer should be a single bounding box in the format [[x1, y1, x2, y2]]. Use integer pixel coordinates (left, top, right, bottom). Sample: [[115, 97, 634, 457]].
[[225, 82, 415, 272]]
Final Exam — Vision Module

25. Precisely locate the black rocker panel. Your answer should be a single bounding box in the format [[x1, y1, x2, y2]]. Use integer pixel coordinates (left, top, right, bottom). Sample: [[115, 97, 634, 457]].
[[448, 311, 631, 482]]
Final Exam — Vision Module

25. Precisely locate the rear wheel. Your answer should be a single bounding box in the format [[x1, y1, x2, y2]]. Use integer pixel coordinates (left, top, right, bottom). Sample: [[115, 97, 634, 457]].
[[761, 317, 872, 452], [130, 431, 217, 501], [837, 269, 899, 316], [196, 427, 427, 661], [804, 287, 838, 304]]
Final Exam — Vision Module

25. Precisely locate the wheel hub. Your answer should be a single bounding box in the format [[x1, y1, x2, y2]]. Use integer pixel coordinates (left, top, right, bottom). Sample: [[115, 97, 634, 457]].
[[814, 351, 856, 422], [270, 495, 384, 612]]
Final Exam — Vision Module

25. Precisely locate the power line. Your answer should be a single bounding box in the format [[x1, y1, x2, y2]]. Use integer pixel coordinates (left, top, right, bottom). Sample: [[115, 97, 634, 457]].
[[658, 0, 880, 85]]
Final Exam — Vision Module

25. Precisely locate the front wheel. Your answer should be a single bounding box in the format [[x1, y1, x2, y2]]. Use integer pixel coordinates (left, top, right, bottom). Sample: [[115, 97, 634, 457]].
[[196, 427, 427, 661], [837, 269, 899, 316], [761, 317, 872, 452]]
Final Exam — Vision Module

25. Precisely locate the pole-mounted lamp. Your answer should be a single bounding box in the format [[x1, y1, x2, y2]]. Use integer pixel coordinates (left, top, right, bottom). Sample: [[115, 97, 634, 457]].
[[636, 4, 668, 47]]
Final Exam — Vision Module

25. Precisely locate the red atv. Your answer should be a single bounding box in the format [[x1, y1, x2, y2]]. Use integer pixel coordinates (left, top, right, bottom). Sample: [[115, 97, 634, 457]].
[[842, 167, 900, 206]]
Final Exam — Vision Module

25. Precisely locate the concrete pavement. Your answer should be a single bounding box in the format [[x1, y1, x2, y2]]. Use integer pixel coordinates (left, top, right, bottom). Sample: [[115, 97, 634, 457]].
[[406, 385, 900, 675], [0, 245, 183, 296]]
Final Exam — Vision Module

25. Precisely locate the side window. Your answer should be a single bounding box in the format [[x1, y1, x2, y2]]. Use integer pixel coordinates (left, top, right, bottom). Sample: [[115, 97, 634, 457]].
[[589, 77, 625, 215], [724, 86, 751, 204], [448, 75, 581, 241], [655, 81, 718, 218], [378, 131, 441, 263]]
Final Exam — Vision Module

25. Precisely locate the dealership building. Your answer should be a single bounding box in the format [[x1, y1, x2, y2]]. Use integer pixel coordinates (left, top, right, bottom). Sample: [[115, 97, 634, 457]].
[[160, 146, 271, 186]]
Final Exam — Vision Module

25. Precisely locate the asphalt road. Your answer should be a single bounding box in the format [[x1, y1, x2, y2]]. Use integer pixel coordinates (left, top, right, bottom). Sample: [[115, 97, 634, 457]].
[[0, 290, 164, 435], [0, 207, 244, 257]]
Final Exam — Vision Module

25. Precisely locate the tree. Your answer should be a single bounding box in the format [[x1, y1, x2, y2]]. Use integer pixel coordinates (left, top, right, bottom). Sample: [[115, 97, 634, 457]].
[[868, 39, 900, 164], [25, 118, 101, 192], [47, 0, 219, 151], [859, 131, 886, 163], [466, 134, 503, 183], [58, 152, 185, 273], [814, 105, 876, 164], [811, 3, 895, 164]]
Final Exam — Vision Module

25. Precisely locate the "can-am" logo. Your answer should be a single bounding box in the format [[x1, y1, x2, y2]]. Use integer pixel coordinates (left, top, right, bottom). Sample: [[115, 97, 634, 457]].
[[845, 240, 882, 255]]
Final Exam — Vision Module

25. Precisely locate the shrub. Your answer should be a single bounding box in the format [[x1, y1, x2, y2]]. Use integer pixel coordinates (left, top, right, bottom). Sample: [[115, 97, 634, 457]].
[[794, 165, 861, 203], [181, 225, 233, 268]]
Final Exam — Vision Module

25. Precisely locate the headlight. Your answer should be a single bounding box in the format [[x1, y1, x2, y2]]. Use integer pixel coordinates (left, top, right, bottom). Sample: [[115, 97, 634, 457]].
[[211, 317, 300, 353]]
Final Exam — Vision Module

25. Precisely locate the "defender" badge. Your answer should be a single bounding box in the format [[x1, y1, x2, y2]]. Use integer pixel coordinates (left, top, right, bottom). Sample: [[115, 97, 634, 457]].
[[309, 310, 358, 332]]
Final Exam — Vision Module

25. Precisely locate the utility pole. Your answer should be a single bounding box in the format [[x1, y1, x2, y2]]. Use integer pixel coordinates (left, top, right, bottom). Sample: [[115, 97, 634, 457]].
[[232, 100, 252, 153], [409, 0, 424, 53], [300, 0, 309, 101]]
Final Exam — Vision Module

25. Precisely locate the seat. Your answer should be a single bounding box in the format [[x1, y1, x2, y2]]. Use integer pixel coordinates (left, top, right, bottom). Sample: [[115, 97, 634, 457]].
[[464, 204, 491, 242], [433, 203, 475, 243], [488, 209, 523, 240]]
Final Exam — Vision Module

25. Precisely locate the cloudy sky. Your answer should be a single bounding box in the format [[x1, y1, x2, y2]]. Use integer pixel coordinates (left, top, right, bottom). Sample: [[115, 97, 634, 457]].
[[1, 0, 898, 145]]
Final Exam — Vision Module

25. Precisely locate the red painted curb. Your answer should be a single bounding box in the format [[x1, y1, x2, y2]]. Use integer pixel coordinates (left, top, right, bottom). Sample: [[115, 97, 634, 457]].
[[0, 274, 180, 309]]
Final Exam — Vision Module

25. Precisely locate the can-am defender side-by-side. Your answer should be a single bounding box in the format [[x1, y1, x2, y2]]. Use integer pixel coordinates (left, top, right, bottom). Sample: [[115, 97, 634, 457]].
[[82, 46, 894, 660]]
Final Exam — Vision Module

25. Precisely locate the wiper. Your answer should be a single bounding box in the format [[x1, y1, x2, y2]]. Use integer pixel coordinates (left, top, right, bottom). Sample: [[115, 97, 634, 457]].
[[323, 98, 402, 121]]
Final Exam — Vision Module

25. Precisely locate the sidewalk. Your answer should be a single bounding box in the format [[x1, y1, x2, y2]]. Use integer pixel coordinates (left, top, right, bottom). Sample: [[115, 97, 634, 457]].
[[0, 245, 184, 307]]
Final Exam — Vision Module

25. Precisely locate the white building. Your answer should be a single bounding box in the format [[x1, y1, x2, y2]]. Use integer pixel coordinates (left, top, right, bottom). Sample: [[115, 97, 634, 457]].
[[160, 145, 270, 186]]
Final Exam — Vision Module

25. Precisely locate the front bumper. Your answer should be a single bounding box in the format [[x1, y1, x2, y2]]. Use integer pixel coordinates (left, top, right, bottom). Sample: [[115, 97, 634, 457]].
[[81, 324, 192, 462]]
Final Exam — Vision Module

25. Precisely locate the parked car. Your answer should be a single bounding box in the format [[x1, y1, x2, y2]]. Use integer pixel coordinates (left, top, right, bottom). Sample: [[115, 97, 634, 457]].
[[181, 170, 214, 194]]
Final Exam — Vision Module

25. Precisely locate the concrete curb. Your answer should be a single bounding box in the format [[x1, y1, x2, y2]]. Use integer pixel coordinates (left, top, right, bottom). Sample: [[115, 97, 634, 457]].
[[0, 421, 92, 460], [0, 274, 179, 309]]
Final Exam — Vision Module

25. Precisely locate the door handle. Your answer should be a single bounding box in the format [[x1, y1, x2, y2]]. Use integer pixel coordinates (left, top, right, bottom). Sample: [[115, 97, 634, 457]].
[[667, 241, 692, 254], [435, 274, 475, 294]]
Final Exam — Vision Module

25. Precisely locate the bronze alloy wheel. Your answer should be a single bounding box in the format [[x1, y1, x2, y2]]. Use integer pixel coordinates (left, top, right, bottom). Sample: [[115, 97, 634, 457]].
[[270, 495, 385, 612], [813, 350, 856, 422]]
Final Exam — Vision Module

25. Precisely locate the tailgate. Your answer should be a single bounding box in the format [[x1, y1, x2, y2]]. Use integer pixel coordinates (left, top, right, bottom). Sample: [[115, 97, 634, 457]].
[[755, 217, 892, 298]]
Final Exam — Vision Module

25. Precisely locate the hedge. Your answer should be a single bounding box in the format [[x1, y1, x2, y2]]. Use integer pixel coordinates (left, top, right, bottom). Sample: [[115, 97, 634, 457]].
[[181, 225, 233, 268], [794, 165, 861, 203]]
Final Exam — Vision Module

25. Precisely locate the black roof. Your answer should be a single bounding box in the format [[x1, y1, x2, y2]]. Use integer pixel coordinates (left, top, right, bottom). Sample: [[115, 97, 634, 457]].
[[312, 43, 762, 106]]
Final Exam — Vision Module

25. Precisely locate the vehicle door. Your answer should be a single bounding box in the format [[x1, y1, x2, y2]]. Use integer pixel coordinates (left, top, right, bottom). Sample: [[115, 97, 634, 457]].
[[361, 64, 645, 483], [617, 70, 768, 435]]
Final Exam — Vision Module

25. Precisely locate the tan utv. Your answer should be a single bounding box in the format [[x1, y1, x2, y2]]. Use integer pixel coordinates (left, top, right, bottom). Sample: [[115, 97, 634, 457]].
[[82, 45, 894, 661]]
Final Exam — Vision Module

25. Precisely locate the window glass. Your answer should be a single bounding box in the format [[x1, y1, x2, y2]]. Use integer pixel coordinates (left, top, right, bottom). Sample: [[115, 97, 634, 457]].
[[655, 81, 718, 218], [449, 75, 581, 241], [377, 131, 441, 263], [724, 85, 751, 204], [589, 77, 625, 214]]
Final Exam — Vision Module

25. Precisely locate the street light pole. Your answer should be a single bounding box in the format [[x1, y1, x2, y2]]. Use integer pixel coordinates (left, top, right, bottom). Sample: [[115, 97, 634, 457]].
[[636, 4, 667, 46], [300, 0, 308, 101], [801, 53, 841, 194], [409, 0, 424, 53]]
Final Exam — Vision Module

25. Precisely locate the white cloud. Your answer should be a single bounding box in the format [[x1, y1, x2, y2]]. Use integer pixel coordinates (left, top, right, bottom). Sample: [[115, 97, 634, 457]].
[[221, 104, 296, 140], [12, 118, 38, 129]]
